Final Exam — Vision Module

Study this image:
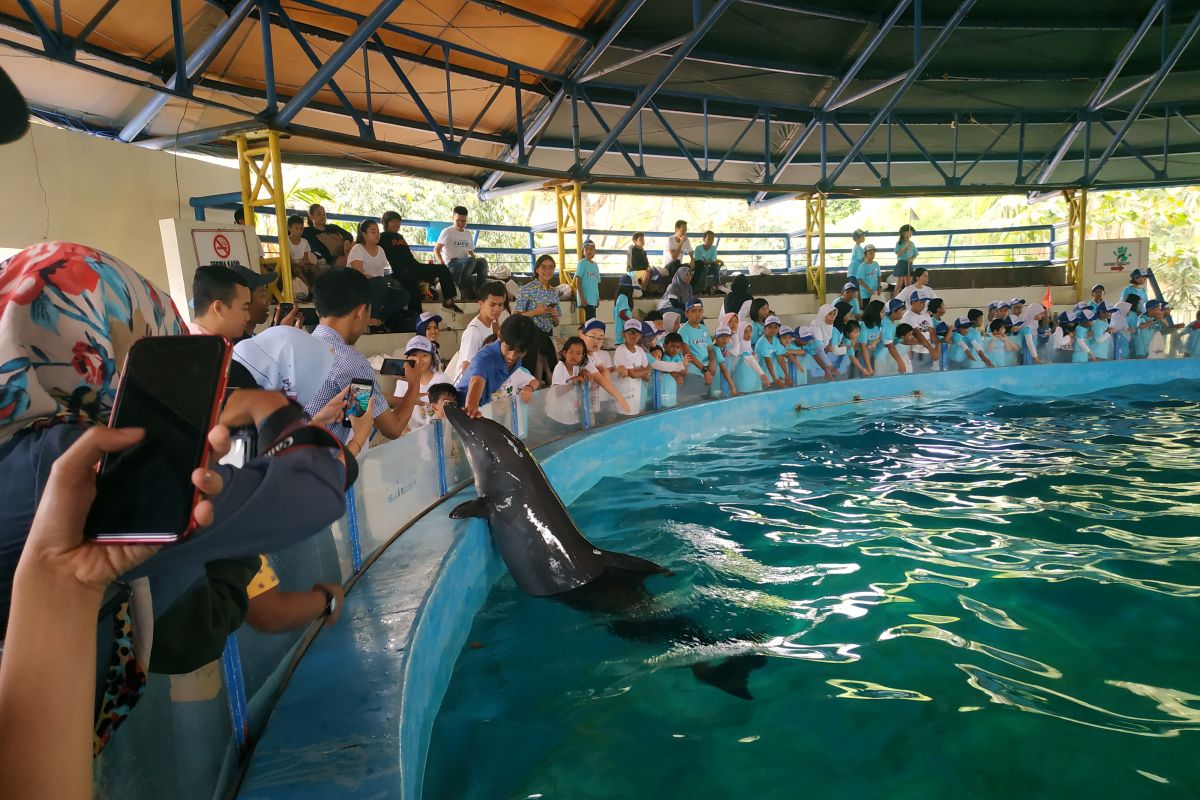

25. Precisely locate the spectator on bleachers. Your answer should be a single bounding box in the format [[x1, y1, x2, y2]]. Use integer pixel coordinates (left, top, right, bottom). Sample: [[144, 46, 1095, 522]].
[[629, 232, 658, 295], [456, 315, 539, 416], [349, 219, 410, 331], [1122, 268, 1149, 309], [662, 310, 683, 334], [190, 265, 251, 340], [447, 280, 507, 385], [515, 254, 561, 387], [838, 280, 862, 317], [576, 239, 601, 321], [641, 310, 666, 348], [848, 229, 867, 283], [746, 298, 771, 348], [391, 336, 449, 430], [434, 205, 489, 302], [379, 210, 464, 315], [613, 273, 635, 331], [693, 230, 725, 295], [1088, 283, 1106, 311], [858, 244, 880, 302], [895, 267, 935, 304], [304, 269, 422, 445], [657, 265, 694, 314], [302, 204, 353, 269], [893, 224, 919, 296], [724, 274, 752, 315], [286, 214, 318, 297], [678, 297, 717, 385], [415, 312, 445, 371], [661, 219, 693, 280], [229, 263, 278, 340]]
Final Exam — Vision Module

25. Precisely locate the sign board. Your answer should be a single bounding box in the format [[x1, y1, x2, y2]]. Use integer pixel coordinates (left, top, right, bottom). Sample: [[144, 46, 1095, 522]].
[[1089, 237, 1148, 276], [160, 219, 263, 322]]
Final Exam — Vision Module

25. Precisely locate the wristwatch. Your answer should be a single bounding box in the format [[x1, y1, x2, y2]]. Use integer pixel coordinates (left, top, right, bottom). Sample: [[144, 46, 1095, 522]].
[[320, 587, 338, 618]]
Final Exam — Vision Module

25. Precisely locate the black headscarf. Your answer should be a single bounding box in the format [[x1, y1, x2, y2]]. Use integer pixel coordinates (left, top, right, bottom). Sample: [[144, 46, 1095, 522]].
[[724, 275, 752, 315]]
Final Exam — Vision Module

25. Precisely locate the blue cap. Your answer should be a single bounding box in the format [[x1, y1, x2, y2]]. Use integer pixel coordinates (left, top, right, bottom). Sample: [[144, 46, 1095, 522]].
[[583, 239, 596, 248], [842, 280, 858, 292], [1146, 299, 1164, 311], [416, 311, 442, 334], [998, 300, 1011, 309], [954, 316, 972, 329], [1074, 301, 1091, 310], [582, 318, 606, 333], [641, 321, 656, 336], [779, 326, 794, 337], [618, 273, 634, 287], [764, 315, 782, 327], [1091, 283, 1105, 293], [1011, 319, 1025, 330], [794, 325, 815, 342], [1009, 297, 1026, 307], [887, 298, 906, 314], [1074, 309, 1096, 322], [1095, 301, 1114, 314], [908, 292, 929, 305], [987, 301, 999, 311], [1058, 311, 1072, 324], [685, 296, 704, 310], [1130, 268, 1147, 280]]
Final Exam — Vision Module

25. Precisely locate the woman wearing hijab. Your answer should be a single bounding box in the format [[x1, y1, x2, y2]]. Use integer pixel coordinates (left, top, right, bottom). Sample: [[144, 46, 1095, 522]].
[[732, 299, 770, 393], [723, 275, 752, 315], [656, 265, 694, 314], [0, 242, 351, 748]]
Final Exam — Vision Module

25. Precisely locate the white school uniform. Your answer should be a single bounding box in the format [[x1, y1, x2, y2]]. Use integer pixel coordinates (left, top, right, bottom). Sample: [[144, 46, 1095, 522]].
[[552, 362, 581, 386]]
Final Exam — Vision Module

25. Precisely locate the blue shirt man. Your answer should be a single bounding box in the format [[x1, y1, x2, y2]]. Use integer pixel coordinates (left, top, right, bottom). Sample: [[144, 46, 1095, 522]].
[[455, 341, 518, 408]]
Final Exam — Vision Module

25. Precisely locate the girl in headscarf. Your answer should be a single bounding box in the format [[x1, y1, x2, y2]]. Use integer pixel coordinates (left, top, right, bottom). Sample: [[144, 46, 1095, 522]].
[[656, 265, 693, 314], [723, 274, 751, 316], [810, 304, 843, 372], [732, 299, 770, 393]]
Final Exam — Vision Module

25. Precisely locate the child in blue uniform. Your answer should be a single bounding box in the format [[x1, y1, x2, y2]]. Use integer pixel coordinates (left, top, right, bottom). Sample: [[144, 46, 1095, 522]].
[[842, 320, 872, 376], [613, 273, 635, 331], [948, 316, 980, 368], [678, 297, 717, 383], [893, 225, 919, 297], [1090, 302, 1113, 360], [848, 229, 866, 284], [873, 298, 908, 374], [858, 244, 880, 302], [575, 239, 601, 321], [1072, 310, 1097, 362], [754, 315, 790, 387], [838, 280, 862, 318], [1088, 283, 1106, 311], [1122, 268, 1149, 310]]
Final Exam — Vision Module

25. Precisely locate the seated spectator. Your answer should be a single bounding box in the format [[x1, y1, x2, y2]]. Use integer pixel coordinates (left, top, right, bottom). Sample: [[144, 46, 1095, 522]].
[[349, 219, 409, 331], [302, 204, 353, 268], [303, 268, 422, 445], [657, 266, 694, 314], [379, 210, 464, 315], [837, 280, 862, 317], [190, 264, 251, 339], [229, 263, 278, 340], [629, 232, 658, 295], [515, 254, 561, 386], [661, 219, 693, 280], [724, 274, 752, 315], [575, 239, 601, 321], [693, 230, 725, 295], [393, 335, 449, 430], [456, 315, 539, 416], [447, 281, 507, 385], [552, 336, 589, 386], [285, 214, 318, 297], [434, 206, 489, 301]]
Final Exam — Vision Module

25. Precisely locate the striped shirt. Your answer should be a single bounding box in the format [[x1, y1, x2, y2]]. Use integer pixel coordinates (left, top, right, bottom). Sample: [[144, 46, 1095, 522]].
[[304, 324, 387, 444]]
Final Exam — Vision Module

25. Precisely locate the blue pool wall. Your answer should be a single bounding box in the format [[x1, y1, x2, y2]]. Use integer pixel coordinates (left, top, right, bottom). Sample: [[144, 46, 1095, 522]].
[[238, 358, 1200, 799]]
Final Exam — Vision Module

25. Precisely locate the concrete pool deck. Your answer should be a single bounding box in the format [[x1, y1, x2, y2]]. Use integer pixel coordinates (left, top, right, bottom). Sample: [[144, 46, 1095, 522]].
[[237, 358, 1200, 799]]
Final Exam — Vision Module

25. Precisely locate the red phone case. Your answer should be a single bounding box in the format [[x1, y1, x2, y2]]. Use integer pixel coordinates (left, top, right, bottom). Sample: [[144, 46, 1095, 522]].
[[94, 337, 231, 544]]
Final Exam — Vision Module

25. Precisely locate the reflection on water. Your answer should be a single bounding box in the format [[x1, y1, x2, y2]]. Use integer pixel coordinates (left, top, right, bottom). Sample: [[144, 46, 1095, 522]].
[[426, 381, 1200, 799]]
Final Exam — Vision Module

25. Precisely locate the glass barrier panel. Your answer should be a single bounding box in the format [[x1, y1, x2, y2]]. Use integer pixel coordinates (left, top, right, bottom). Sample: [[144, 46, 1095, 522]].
[[441, 418, 474, 491], [353, 425, 445, 558], [676, 373, 715, 407], [94, 660, 234, 800], [525, 385, 587, 446]]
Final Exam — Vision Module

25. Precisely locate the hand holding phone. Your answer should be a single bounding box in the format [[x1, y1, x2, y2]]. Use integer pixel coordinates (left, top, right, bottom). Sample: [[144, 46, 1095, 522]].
[[379, 357, 416, 376], [342, 378, 374, 427], [85, 336, 231, 543]]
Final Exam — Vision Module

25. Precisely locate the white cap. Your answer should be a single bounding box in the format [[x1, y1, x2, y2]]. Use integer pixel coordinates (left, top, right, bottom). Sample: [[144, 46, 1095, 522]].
[[404, 335, 434, 355], [714, 325, 732, 337], [863, 243, 877, 253], [764, 315, 781, 327], [623, 318, 643, 333]]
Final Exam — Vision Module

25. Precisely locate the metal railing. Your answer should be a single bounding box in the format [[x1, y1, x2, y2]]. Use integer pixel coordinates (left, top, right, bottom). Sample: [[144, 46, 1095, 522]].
[[191, 193, 1067, 278]]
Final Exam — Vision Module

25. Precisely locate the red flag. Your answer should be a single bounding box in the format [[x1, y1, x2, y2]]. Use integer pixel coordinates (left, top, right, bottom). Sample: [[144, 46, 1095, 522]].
[[1041, 286, 1053, 310]]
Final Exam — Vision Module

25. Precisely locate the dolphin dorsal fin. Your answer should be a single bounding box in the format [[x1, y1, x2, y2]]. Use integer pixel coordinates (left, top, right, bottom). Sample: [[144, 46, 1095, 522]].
[[450, 497, 492, 520]]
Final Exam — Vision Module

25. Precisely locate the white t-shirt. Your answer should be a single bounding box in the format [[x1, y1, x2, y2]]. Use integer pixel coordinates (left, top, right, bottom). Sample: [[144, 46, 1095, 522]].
[[661, 234, 692, 270], [901, 310, 934, 353], [552, 362, 580, 386], [896, 284, 937, 304], [446, 317, 496, 384], [289, 236, 311, 264], [347, 243, 389, 278], [436, 225, 474, 263], [393, 371, 447, 429], [584, 348, 614, 374], [613, 344, 649, 371]]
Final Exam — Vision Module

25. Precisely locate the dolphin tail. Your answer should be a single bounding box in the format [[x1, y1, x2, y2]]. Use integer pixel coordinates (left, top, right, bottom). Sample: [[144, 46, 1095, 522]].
[[690, 654, 769, 700]]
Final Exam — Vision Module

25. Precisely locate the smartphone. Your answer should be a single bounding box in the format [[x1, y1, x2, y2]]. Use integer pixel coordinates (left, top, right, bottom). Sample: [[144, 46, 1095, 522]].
[[85, 335, 231, 543], [343, 378, 374, 426], [380, 357, 413, 376], [274, 302, 295, 325]]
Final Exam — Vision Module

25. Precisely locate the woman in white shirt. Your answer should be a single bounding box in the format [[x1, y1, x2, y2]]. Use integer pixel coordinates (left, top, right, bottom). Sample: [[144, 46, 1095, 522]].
[[350, 219, 408, 329]]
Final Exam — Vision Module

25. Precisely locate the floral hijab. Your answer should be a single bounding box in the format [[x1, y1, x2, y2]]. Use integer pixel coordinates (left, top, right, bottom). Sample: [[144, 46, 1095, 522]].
[[0, 242, 184, 443]]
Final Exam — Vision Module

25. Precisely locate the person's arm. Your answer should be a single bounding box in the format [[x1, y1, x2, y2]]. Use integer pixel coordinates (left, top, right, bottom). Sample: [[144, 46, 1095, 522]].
[[371, 373, 421, 438], [717, 359, 737, 394], [886, 342, 907, 373], [246, 581, 343, 633], [0, 428, 178, 800], [464, 375, 487, 417]]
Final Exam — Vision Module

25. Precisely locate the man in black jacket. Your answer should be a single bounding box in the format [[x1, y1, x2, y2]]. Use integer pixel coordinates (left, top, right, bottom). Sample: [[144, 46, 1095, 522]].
[[379, 210, 464, 315]]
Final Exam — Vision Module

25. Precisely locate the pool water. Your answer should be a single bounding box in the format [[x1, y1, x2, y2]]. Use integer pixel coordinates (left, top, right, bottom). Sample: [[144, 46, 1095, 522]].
[[425, 382, 1200, 799]]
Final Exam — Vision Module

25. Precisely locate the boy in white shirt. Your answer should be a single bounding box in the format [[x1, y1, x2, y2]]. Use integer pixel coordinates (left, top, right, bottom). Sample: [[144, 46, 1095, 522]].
[[612, 319, 652, 414], [661, 219, 693, 280], [901, 292, 939, 365], [446, 281, 506, 384], [434, 205, 489, 300]]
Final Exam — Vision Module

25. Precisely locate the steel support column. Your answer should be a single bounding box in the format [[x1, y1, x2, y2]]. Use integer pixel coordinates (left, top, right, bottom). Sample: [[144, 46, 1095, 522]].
[[553, 181, 585, 321], [236, 131, 293, 303], [1063, 188, 1087, 301], [804, 193, 827, 299], [118, 0, 256, 141]]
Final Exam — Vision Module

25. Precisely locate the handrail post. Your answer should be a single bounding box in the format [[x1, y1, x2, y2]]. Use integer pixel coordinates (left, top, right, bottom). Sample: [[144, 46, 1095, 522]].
[[580, 382, 593, 429], [433, 419, 449, 495], [651, 370, 663, 411]]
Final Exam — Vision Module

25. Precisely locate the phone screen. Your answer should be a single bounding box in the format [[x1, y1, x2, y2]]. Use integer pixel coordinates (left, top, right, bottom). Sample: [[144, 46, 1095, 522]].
[[348, 380, 373, 417], [85, 336, 230, 542]]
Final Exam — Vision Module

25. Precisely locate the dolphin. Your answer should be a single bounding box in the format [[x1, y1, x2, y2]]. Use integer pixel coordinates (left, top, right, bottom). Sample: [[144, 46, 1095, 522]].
[[444, 404, 767, 699]]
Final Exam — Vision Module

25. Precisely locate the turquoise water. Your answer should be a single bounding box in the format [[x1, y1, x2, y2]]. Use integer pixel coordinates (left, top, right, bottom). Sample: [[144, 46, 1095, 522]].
[[425, 382, 1200, 799]]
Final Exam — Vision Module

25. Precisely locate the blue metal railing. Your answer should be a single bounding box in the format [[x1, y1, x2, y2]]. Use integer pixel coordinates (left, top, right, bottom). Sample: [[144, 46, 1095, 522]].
[[191, 193, 1067, 278]]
